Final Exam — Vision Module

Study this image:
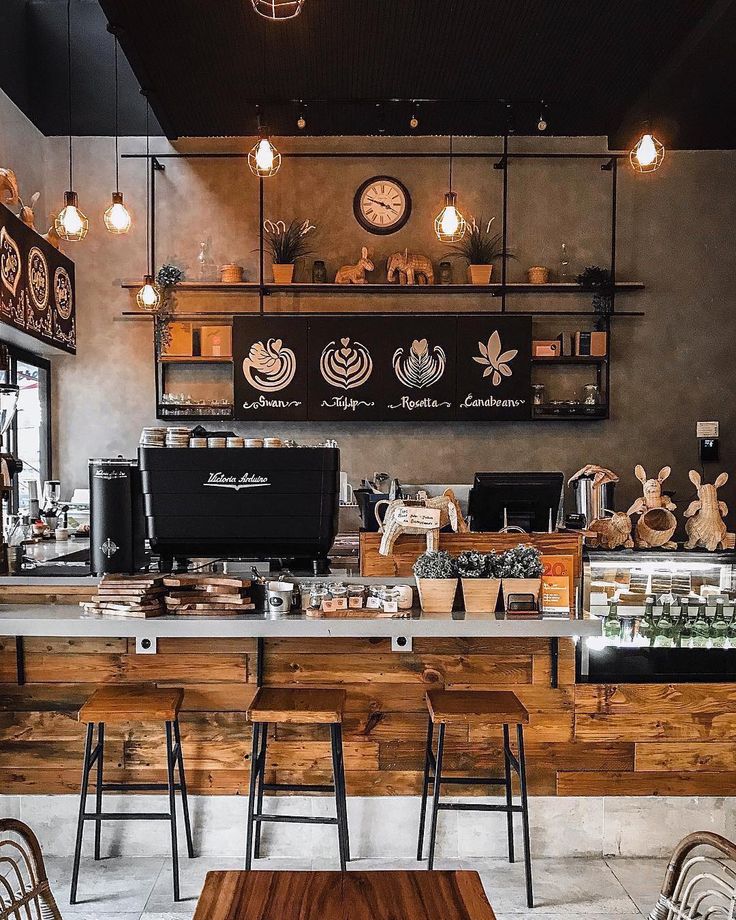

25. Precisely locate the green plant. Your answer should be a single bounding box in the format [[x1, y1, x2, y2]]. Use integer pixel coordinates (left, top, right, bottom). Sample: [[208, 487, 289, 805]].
[[498, 544, 543, 578], [413, 550, 457, 579], [263, 218, 315, 264], [445, 217, 513, 264], [576, 265, 612, 331], [484, 550, 502, 578], [153, 263, 183, 355], [456, 549, 487, 578]]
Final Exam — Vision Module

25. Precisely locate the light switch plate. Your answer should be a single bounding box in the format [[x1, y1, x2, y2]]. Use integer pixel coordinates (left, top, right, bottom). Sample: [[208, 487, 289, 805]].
[[136, 636, 157, 654], [391, 636, 412, 652]]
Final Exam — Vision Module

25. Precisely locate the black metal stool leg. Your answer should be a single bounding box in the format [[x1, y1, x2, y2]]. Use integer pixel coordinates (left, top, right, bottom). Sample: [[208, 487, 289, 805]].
[[335, 723, 350, 863], [94, 722, 105, 861], [417, 714, 434, 861], [517, 723, 534, 908], [70, 722, 94, 904], [165, 721, 181, 902], [330, 723, 349, 870], [173, 719, 195, 859], [245, 719, 261, 870], [253, 722, 268, 859], [502, 722, 515, 863], [427, 722, 445, 870]]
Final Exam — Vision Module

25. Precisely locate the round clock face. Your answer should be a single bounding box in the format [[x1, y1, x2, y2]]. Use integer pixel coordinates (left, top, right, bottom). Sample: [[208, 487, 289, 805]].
[[353, 176, 411, 235]]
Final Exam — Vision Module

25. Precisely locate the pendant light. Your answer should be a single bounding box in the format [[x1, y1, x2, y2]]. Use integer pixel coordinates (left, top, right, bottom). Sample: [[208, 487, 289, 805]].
[[434, 135, 466, 242], [630, 126, 665, 173], [248, 111, 281, 177], [137, 100, 161, 312], [55, 0, 88, 242], [251, 0, 305, 20], [104, 36, 132, 233]]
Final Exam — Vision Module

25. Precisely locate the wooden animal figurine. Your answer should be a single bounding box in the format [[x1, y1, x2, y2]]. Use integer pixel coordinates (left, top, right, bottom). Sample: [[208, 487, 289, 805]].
[[18, 192, 40, 230], [627, 465, 678, 549], [386, 249, 434, 285], [588, 511, 634, 549], [684, 470, 729, 551], [0, 168, 20, 207], [42, 214, 61, 250], [335, 246, 374, 284], [375, 488, 468, 556]]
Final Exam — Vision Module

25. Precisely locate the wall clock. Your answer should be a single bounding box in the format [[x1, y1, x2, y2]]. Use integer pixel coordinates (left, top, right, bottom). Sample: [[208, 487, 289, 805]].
[[353, 175, 411, 235]]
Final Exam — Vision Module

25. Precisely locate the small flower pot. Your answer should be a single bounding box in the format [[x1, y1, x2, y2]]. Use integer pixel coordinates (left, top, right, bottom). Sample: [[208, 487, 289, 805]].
[[462, 578, 501, 613], [502, 577, 542, 610], [416, 578, 458, 613], [272, 263, 295, 284], [468, 264, 493, 284]]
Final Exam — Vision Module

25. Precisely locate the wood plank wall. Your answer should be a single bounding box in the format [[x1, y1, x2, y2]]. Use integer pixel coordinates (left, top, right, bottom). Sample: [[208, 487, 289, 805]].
[[2, 590, 736, 796]]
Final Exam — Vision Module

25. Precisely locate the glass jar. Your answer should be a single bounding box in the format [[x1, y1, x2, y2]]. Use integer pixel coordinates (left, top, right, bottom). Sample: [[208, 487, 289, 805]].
[[380, 586, 400, 613], [327, 582, 348, 610], [582, 384, 600, 406], [347, 585, 366, 609], [367, 584, 386, 610], [532, 384, 545, 407], [312, 260, 327, 283], [308, 584, 328, 611], [438, 261, 453, 284]]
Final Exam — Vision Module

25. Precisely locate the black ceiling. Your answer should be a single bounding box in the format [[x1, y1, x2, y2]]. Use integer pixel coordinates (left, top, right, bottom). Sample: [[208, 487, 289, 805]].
[[3, 0, 736, 148]]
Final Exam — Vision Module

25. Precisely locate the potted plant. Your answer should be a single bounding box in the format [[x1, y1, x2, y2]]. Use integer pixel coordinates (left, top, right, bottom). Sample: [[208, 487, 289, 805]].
[[576, 265, 612, 331], [412, 550, 458, 613], [445, 216, 512, 285], [263, 218, 315, 284], [498, 544, 543, 610], [457, 549, 501, 613]]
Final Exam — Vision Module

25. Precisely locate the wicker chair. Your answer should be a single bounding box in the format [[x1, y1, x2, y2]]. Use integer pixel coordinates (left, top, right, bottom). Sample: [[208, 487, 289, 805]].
[[0, 818, 63, 920], [649, 831, 736, 920]]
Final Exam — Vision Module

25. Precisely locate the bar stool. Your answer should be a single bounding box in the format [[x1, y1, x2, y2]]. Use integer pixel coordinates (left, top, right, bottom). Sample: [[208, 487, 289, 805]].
[[245, 688, 349, 870], [417, 689, 533, 907], [70, 685, 194, 904]]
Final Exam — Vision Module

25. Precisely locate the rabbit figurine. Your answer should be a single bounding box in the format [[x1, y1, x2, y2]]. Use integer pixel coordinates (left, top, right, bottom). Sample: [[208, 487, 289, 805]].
[[42, 214, 61, 250], [18, 192, 40, 230], [627, 465, 678, 549], [627, 465, 677, 515], [335, 246, 374, 284], [684, 470, 729, 551]]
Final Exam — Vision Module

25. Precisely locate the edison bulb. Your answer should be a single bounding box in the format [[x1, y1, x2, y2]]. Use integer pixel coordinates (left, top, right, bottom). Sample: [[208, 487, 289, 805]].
[[104, 192, 132, 234], [255, 138, 274, 171], [136, 274, 161, 311], [297, 114, 306, 130], [441, 206, 460, 236], [55, 191, 89, 241], [434, 191, 466, 242], [630, 131, 664, 173], [248, 132, 281, 177]]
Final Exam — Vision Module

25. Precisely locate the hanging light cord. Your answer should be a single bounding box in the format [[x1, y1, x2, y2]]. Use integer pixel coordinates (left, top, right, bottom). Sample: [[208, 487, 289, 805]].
[[145, 99, 151, 275], [114, 36, 120, 193], [66, 0, 73, 189], [448, 134, 453, 193]]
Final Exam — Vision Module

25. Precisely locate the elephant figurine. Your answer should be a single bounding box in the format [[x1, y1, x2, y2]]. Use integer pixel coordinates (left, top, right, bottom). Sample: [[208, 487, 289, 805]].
[[375, 488, 468, 557], [386, 249, 434, 285]]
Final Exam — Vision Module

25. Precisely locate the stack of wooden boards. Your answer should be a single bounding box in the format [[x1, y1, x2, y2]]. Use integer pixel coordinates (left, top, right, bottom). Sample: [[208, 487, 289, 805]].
[[81, 575, 166, 618], [81, 574, 253, 618]]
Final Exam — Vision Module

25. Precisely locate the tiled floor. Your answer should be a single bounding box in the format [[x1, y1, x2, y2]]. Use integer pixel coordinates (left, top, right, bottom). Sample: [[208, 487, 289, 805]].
[[42, 855, 667, 919]]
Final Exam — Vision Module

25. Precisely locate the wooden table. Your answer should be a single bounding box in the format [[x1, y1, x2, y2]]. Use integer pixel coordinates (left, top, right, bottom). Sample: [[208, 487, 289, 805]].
[[193, 870, 495, 920]]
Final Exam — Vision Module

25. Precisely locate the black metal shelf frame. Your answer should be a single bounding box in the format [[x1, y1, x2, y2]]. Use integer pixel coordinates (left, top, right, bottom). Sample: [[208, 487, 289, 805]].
[[122, 144, 633, 422]]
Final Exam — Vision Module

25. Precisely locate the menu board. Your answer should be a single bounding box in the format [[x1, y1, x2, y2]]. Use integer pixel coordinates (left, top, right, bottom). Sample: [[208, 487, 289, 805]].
[[0, 203, 76, 354], [233, 314, 531, 422]]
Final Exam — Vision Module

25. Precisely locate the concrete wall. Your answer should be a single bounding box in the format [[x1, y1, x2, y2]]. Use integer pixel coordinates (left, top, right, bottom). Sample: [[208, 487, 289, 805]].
[[2, 91, 734, 516]]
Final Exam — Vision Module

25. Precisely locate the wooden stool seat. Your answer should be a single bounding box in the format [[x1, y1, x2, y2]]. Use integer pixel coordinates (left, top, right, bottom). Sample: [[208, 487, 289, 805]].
[[426, 689, 529, 725], [247, 688, 346, 725], [78, 686, 183, 724]]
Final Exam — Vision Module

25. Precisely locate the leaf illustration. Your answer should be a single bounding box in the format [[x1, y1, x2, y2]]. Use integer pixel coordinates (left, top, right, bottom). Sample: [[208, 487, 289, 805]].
[[492, 370, 502, 386], [486, 331, 502, 364], [498, 349, 518, 363], [478, 340, 488, 357], [473, 356, 488, 365], [483, 366, 493, 378]]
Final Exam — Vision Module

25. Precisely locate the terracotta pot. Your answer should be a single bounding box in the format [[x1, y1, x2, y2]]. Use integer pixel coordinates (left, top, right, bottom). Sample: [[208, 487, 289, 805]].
[[502, 577, 542, 610], [462, 578, 501, 613], [416, 578, 458, 613], [272, 263, 295, 284], [468, 264, 493, 284]]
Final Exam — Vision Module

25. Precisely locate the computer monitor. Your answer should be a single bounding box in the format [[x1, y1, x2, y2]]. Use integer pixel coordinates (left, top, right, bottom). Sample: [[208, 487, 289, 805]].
[[468, 472, 565, 533]]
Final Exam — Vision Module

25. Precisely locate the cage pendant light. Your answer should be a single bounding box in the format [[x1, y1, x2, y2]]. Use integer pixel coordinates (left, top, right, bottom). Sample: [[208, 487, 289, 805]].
[[104, 36, 132, 233], [630, 127, 665, 173], [55, 0, 88, 242], [136, 101, 161, 312], [248, 115, 281, 177], [251, 0, 305, 20], [434, 135, 466, 242]]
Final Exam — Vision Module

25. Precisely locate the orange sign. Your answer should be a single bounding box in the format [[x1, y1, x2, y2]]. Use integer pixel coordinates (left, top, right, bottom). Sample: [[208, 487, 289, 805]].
[[541, 554, 575, 613]]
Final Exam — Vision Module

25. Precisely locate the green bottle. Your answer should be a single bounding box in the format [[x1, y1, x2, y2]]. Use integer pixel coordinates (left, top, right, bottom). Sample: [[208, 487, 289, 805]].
[[653, 601, 675, 648], [678, 600, 693, 649], [726, 607, 736, 649], [638, 596, 655, 647], [710, 598, 729, 649], [603, 602, 621, 645], [691, 604, 711, 648]]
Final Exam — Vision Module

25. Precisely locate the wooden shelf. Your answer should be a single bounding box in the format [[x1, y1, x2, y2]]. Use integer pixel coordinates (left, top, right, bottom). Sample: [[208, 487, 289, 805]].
[[121, 281, 259, 291], [534, 406, 608, 421], [159, 356, 233, 364], [532, 355, 607, 365]]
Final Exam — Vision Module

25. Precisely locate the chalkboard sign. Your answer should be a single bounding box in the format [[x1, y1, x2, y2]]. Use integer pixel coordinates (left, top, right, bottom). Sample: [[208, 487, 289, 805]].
[[0, 203, 76, 354], [233, 314, 531, 422]]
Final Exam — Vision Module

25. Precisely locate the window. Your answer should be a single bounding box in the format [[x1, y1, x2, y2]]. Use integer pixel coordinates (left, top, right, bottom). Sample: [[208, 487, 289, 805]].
[[0, 344, 51, 514]]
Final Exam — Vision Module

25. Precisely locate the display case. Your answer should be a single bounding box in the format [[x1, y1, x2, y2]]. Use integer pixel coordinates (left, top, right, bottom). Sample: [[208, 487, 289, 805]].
[[579, 549, 736, 683]]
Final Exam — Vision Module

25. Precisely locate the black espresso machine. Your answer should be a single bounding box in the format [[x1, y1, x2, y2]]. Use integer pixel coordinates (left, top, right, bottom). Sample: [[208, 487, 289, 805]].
[[138, 446, 340, 569]]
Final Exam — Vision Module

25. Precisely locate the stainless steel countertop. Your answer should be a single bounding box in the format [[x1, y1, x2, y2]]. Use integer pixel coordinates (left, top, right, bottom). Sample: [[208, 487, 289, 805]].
[[0, 604, 599, 639]]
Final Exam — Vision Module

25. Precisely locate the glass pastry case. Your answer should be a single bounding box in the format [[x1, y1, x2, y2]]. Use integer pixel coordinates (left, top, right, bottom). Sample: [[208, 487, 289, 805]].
[[579, 549, 736, 682]]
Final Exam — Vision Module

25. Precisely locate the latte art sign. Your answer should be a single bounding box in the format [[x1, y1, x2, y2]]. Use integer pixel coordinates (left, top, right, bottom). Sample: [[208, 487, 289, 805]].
[[233, 314, 531, 421]]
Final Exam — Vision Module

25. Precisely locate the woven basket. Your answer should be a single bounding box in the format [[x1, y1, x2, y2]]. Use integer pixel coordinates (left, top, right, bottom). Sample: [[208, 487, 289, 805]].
[[636, 508, 677, 547], [220, 263, 243, 283], [527, 266, 550, 284]]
